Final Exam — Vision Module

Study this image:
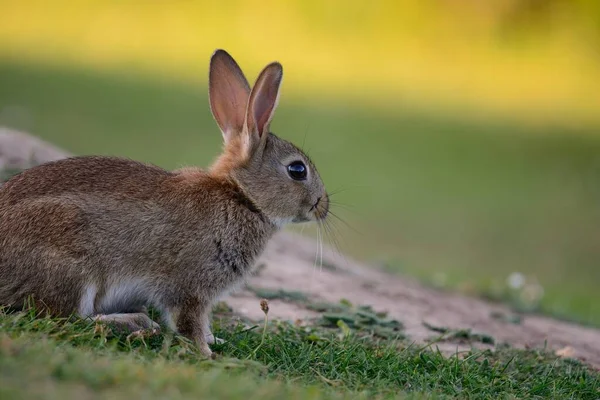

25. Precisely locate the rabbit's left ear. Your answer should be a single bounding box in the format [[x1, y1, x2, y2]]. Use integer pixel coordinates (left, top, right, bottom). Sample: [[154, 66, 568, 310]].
[[245, 62, 283, 147], [209, 49, 251, 143]]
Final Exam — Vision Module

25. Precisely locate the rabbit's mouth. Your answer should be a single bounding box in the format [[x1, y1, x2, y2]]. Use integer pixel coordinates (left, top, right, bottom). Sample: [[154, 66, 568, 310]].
[[311, 194, 329, 221], [292, 215, 311, 223], [289, 194, 329, 224]]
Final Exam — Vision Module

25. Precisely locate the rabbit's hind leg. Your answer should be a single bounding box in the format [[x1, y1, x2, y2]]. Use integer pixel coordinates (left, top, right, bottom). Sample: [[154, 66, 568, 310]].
[[93, 312, 160, 334]]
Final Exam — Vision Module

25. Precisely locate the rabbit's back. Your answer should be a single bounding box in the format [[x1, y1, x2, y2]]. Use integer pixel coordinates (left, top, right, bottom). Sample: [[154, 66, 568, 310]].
[[0, 156, 172, 205]]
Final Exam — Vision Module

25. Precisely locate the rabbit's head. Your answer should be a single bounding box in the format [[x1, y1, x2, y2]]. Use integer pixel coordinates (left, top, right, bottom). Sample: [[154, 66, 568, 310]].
[[208, 50, 328, 226]]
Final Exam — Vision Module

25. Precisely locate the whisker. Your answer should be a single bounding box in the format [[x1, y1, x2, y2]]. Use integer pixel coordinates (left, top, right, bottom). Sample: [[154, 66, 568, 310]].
[[326, 219, 347, 251], [327, 201, 355, 213], [312, 224, 319, 279], [327, 199, 353, 206], [303, 147, 313, 160], [322, 221, 341, 255], [301, 123, 310, 152], [318, 222, 324, 274], [322, 219, 352, 270], [327, 184, 370, 196], [327, 188, 350, 197], [320, 224, 324, 272], [327, 209, 362, 235]]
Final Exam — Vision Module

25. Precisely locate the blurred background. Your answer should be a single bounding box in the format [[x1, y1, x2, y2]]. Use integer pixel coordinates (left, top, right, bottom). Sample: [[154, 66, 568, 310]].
[[1, 0, 599, 325]]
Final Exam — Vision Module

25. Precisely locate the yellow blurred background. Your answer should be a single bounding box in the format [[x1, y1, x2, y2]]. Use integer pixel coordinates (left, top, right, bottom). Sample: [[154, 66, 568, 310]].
[[1, 0, 599, 125], [1, 0, 599, 325]]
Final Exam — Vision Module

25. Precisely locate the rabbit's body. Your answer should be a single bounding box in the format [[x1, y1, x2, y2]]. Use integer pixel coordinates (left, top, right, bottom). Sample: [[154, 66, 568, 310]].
[[0, 50, 329, 358], [0, 156, 274, 319]]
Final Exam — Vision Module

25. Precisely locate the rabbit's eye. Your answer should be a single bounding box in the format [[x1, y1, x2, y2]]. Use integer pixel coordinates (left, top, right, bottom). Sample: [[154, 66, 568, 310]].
[[287, 161, 307, 181]]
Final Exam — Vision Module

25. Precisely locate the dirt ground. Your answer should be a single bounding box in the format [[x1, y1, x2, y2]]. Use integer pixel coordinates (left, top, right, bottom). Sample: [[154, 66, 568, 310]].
[[229, 232, 600, 368], [2, 127, 599, 368]]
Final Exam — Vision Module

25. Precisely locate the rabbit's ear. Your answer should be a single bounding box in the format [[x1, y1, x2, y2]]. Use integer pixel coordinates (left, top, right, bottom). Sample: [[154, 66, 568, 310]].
[[246, 62, 283, 141], [209, 49, 251, 143]]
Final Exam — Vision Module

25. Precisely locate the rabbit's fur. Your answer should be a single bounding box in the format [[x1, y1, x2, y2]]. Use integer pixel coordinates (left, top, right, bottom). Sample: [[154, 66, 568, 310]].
[[0, 50, 329, 358]]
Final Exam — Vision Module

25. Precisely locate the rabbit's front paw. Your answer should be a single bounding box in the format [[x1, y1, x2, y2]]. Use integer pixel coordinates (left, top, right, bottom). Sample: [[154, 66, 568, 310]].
[[199, 342, 214, 359]]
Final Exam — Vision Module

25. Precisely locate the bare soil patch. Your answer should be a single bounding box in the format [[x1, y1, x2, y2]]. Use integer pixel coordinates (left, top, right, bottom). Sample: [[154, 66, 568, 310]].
[[232, 232, 600, 368]]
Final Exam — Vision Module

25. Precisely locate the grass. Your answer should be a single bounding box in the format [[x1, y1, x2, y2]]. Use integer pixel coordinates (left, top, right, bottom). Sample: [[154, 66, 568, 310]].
[[1, 60, 599, 326], [1, 304, 599, 399]]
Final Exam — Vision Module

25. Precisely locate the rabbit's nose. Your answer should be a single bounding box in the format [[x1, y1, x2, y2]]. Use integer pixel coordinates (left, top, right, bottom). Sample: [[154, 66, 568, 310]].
[[313, 195, 329, 221]]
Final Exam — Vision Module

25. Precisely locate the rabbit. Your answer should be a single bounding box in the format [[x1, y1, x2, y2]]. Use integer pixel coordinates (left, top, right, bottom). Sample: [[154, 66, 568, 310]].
[[0, 49, 329, 358]]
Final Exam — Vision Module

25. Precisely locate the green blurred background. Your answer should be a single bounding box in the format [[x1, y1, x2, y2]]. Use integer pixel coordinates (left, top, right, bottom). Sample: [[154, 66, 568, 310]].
[[1, 0, 599, 325]]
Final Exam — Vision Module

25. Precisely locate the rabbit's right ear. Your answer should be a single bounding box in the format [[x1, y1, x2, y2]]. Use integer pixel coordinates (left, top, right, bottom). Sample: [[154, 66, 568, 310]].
[[209, 50, 251, 143]]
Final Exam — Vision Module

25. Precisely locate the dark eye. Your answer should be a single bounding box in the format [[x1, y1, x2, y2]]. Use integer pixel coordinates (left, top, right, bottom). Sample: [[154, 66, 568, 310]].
[[287, 161, 307, 181]]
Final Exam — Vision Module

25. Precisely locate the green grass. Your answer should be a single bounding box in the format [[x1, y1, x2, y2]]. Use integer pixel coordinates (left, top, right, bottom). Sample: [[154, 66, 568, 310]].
[[1, 59, 600, 326], [1, 305, 598, 399]]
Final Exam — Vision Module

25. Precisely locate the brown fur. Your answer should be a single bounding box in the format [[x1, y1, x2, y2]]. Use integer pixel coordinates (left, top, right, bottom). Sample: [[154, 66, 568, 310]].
[[0, 50, 328, 358]]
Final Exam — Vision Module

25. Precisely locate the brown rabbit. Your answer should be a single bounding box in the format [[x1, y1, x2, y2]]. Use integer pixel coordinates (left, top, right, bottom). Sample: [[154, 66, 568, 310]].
[[0, 49, 329, 358]]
